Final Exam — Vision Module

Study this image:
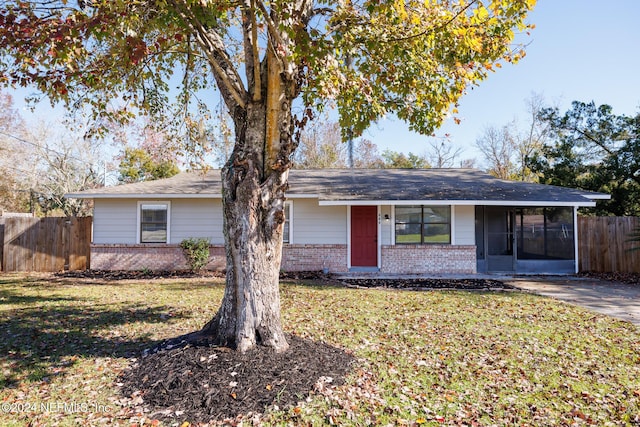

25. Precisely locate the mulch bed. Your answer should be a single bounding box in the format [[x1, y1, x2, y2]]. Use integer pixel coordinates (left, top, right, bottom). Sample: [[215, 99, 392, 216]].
[[55, 270, 515, 291], [54, 269, 328, 281], [339, 277, 515, 290], [54, 269, 225, 280], [118, 334, 356, 424], [578, 271, 640, 285]]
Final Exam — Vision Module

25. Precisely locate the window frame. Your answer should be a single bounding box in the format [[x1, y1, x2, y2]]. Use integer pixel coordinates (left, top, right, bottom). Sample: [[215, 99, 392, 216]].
[[283, 201, 293, 244], [137, 201, 171, 244], [394, 205, 451, 245]]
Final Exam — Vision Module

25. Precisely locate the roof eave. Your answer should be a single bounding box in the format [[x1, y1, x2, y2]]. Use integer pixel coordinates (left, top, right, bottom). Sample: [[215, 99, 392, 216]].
[[582, 194, 611, 200], [65, 193, 222, 199], [317, 199, 597, 207]]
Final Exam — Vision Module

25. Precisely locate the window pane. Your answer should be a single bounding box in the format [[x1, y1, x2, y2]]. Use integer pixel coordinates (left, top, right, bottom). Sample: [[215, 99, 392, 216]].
[[140, 204, 168, 243], [141, 224, 167, 243], [545, 208, 574, 260], [395, 205, 451, 244], [423, 223, 450, 243], [396, 223, 421, 243], [516, 207, 574, 260], [395, 206, 422, 224], [423, 206, 450, 223], [283, 203, 290, 243], [142, 205, 167, 223], [517, 208, 545, 259]]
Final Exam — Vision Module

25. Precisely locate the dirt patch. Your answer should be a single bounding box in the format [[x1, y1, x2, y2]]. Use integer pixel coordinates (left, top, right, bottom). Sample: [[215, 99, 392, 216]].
[[339, 277, 514, 290], [119, 334, 355, 424]]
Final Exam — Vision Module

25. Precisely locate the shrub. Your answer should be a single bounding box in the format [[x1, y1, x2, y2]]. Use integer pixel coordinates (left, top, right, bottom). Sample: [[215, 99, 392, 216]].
[[180, 238, 211, 272]]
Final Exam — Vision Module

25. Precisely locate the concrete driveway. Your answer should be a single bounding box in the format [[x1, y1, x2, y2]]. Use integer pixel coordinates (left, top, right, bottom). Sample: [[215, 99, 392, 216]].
[[505, 276, 640, 327]]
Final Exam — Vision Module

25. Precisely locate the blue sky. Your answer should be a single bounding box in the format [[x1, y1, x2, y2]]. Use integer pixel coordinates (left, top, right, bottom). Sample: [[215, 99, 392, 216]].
[[10, 0, 640, 167], [367, 0, 640, 163]]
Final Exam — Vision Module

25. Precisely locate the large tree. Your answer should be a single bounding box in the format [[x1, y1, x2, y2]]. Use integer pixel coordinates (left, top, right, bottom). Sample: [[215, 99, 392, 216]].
[[0, 0, 535, 352], [529, 101, 640, 216]]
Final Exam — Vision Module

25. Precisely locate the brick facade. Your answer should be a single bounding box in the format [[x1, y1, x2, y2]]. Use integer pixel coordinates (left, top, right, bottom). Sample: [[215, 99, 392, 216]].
[[90, 244, 226, 271], [90, 243, 476, 274], [380, 244, 476, 274], [281, 244, 348, 272]]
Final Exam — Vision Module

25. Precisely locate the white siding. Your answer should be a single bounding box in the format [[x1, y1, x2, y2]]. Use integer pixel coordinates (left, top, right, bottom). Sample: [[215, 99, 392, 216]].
[[292, 199, 347, 244], [93, 199, 138, 244], [380, 205, 392, 245], [454, 205, 475, 245], [170, 199, 223, 244]]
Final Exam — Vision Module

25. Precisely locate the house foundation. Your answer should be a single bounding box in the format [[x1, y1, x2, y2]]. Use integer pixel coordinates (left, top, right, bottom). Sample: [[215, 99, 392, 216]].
[[89, 243, 476, 275]]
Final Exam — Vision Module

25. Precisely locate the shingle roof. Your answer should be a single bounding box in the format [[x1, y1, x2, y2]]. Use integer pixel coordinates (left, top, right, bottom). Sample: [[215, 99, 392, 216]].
[[66, 168, 608, 206]]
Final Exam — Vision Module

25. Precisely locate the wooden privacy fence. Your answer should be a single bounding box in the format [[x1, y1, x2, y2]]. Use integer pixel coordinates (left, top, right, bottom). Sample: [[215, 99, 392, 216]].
[[1, 216, 92, 272], [578, 216, 640, 273]]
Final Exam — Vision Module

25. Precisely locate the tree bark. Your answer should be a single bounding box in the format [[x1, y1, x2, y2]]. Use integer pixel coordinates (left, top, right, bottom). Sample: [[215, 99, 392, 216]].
[[195, 50, 295, 353], [201, 104, 290, 353], [168, 1, 305, 353]]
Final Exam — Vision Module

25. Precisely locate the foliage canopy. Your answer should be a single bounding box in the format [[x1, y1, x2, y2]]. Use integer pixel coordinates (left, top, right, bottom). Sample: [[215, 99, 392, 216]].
[[529, 101, 640, 216], [0, 0, 535, 140]]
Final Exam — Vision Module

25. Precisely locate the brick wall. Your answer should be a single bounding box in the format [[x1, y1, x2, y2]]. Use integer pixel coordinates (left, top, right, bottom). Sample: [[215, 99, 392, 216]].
[[381, 244, 476, 274], [91, 243, 475, 274], [90, 244, 226, 271], [281, 244, 348, 272], [90, 243, 349, 273]]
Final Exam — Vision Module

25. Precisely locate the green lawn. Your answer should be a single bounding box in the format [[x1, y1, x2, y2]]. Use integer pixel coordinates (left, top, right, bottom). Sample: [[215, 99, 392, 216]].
[[1, 273, 639, 426]]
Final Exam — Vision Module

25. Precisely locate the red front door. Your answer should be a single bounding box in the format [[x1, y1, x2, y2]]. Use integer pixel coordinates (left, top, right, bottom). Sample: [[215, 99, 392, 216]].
[[351, 206, 378, 267]]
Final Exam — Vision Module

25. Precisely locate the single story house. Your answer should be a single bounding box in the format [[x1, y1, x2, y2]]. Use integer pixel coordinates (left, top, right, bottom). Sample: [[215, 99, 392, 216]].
[[66, 168, 609, 275]]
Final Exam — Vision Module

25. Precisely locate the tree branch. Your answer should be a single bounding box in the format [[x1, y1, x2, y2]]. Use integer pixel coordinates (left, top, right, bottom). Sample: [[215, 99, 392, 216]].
[[168, 0, 247, 111], [242, 0, 262, 101], [254, 1, 292, 77]]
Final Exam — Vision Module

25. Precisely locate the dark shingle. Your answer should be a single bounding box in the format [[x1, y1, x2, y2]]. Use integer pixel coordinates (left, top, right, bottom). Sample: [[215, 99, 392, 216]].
[[66, 168, 607, 205]]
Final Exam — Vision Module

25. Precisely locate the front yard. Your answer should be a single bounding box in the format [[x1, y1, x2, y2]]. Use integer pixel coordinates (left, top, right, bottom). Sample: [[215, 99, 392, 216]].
[[1, 273, 639, 426]]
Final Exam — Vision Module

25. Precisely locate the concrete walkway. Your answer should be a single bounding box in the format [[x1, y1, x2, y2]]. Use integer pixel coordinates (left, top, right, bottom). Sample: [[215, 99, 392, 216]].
[[504, 276, 640, 327]]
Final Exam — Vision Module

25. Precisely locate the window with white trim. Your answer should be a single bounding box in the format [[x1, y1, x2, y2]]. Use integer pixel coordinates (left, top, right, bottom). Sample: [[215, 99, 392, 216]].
[[139, 202, 170, 243], [283, 202, 291, 243], [395, 205, 451, 244]]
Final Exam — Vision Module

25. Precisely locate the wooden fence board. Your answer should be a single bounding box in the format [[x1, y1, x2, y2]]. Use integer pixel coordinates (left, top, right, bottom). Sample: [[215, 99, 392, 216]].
[[69, 217, 92, 271], [1, 217, 91, 272], [578, 216, 640, 273]]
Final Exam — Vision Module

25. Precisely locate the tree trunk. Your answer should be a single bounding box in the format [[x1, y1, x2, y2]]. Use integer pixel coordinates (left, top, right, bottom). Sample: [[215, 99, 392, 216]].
[[215, 114, 290, 353], [171, 2, 303, 353], [195, 57, 295, 353]]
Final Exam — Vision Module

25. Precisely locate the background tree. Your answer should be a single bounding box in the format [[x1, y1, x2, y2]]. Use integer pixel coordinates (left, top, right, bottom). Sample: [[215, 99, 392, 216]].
[[107, 117, 183, 182], [293, 120, 347, 168], [475, 93, 548, 180], [118, 147, 180, 183], [426, 138, 467, 168], [381, 149, 430, 168], [352, 139, 384, 168], [475, 124, 517, 179], [27, 123, 102, 216], [515, 92, 549, 181], [0, 92, 35, 212], [0, 0, 536, 352], [529, 101, 640, 216], [0, 91, 102, 215]]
